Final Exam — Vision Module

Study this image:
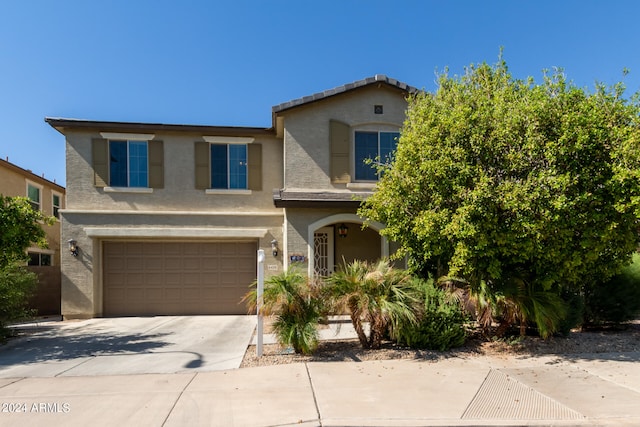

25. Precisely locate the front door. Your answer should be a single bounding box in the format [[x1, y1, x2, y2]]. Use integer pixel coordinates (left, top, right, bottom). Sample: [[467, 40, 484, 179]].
[[313, 227, 334, 276]]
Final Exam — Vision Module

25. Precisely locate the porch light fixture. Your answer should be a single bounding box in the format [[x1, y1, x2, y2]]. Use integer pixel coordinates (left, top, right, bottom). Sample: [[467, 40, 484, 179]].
[[338, 223, 349, 238], [68, 239, 78, 257], [270, 239, 279, 257]]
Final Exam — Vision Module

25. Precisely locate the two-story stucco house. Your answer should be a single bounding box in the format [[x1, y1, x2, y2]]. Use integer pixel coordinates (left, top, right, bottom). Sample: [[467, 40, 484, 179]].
[[0, 157, 65, 315], [46, 75, 417, 319]]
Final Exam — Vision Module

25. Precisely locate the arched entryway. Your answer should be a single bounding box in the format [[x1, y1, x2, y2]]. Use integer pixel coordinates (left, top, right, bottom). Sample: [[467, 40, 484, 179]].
[[307, 214, 388, 277]]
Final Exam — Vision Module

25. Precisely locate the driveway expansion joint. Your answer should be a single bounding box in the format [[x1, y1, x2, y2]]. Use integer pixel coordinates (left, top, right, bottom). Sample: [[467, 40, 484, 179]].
[[161, 372, 198, 427], [304, 362, 323, 426]]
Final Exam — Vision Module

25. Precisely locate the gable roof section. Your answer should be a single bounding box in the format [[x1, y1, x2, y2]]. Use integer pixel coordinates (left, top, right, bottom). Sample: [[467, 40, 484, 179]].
[[272, 74, 419, 115], [0, 157, 66, 191], [45, 76, 420, 137]]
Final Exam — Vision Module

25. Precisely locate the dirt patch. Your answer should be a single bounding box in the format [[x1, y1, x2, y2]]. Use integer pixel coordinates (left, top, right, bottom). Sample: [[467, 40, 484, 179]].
[[241, 320, 640, 368]]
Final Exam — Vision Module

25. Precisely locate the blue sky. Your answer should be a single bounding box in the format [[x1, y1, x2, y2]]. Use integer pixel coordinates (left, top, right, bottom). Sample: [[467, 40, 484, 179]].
[[1, 0, 639, 186]]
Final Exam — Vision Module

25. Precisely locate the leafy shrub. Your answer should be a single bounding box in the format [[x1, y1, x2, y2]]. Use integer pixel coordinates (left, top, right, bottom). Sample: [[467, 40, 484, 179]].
[[439, 275, 566, 340], [0, 263, 37, 340], [583, 253, 640, 327], [324, 259, 417, 349], [394, 278, 467, 351], [244, 268, 321, 355], [557, 289, 584, 336]]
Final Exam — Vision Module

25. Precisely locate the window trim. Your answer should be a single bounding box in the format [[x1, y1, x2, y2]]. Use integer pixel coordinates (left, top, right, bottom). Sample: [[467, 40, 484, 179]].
[[94, 133, 160, 190], [108, 139, 150, 189], [51, 191, 62, 219], [100, 132, 155, 141], [27, 249, 55, 266], [203, 136, 255, 144], [26, 180, 43, 212], [104, 186, 154, 194], [209, 142, 249, 190], [205, 189, 252, 195], [195, 139, 261, 191]]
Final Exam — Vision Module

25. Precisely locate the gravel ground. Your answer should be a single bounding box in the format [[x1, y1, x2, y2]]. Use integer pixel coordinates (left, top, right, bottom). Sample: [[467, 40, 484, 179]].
[[240, 319, 640, 368]]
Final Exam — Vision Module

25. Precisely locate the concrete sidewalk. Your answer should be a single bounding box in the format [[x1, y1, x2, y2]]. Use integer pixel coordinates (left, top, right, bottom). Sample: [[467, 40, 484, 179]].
[[1, 351, 639, 426]]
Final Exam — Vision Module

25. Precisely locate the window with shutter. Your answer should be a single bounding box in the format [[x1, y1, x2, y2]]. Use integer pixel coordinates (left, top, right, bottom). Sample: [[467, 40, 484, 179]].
[[330, 120, 351, 183], [195, 141, 261, 191], [354, 131, 400, 181], [92, 137, 163, 189]]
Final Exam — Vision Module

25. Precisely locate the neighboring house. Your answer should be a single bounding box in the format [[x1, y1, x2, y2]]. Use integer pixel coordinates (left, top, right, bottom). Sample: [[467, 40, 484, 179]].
[[0, 157, 65, 315], [46, 75, 418, 319]]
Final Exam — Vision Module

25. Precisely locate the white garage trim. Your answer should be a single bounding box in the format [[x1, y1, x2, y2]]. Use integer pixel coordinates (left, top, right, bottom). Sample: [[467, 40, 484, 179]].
[[85, 227, 268, 238], [64, 209, 283, 216]]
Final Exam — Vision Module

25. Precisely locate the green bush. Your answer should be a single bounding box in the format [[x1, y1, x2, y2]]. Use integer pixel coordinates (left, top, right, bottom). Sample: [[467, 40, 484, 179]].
[[0, 263, 37, 340], [557, 289, 584, 336], [394, 278, 467, 351], [324, 259, 417, 350], [244, 268, 322, 355], [584, 253, 640, 327]]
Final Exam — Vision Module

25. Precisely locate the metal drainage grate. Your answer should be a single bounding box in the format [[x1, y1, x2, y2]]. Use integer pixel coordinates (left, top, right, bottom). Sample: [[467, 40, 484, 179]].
[[462, 369, 584, 420]]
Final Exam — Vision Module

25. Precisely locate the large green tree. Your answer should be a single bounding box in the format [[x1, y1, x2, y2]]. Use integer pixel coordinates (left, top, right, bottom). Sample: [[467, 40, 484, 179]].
[[0, 195, 53, 267], [360, 59, 640, 336], [0, 195, 54, 336]]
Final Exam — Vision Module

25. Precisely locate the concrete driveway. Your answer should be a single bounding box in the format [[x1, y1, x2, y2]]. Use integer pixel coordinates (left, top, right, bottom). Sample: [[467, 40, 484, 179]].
[[0, 316, 256, 378]]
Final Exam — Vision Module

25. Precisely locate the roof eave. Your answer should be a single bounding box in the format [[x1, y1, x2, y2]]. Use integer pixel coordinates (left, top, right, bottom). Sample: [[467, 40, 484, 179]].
[[45, 117, 275, 137], [273, 189, 371, 209]]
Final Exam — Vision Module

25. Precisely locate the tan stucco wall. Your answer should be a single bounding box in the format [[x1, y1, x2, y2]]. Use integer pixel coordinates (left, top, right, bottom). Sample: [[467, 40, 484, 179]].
[[335, 226, 381, 266], [280, 85, 408, 190], [0, 163, 64, 264], [278, 85, 409, 275], [61, 128, 284, 318], [0, 160, 65, 315], [60, 211, 285, 318], [65, 131, 282, 212], [58, 83, 411, 317], [284, 207, 386, 272], [285, 208, 351, 256]]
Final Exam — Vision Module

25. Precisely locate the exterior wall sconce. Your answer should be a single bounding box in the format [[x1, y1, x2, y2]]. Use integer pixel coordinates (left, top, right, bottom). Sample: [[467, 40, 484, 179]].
[[270, 239, 279, 257], [68, 239, 79, 257], [338, 223, 349, 238]]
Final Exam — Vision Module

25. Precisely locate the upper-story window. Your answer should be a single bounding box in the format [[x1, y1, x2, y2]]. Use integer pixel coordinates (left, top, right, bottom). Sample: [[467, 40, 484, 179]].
[[52, 193, 61, 218], [92, 135, 163, 191], [329, 120, 401, 185], [195, 137, 262, 192], [354, 131, 400, 181], [26, 182, 41, 211], [109, 140, 148, 187], [211, 144, 247, 189]]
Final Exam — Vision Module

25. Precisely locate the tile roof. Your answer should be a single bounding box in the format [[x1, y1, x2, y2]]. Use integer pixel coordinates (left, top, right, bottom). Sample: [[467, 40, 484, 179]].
[[272, 74, 419, 114]]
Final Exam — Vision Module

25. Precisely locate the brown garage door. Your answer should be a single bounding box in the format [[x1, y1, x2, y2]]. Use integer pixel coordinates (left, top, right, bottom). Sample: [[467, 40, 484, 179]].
[[103, 241, 256, 316]]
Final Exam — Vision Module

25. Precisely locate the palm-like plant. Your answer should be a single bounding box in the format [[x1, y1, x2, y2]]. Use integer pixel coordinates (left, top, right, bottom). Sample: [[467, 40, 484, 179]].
[[497, 276, 566, 339], [439, 273, 566, 339], [324, 259, 418, 349], [244, 268, 321, 355]]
